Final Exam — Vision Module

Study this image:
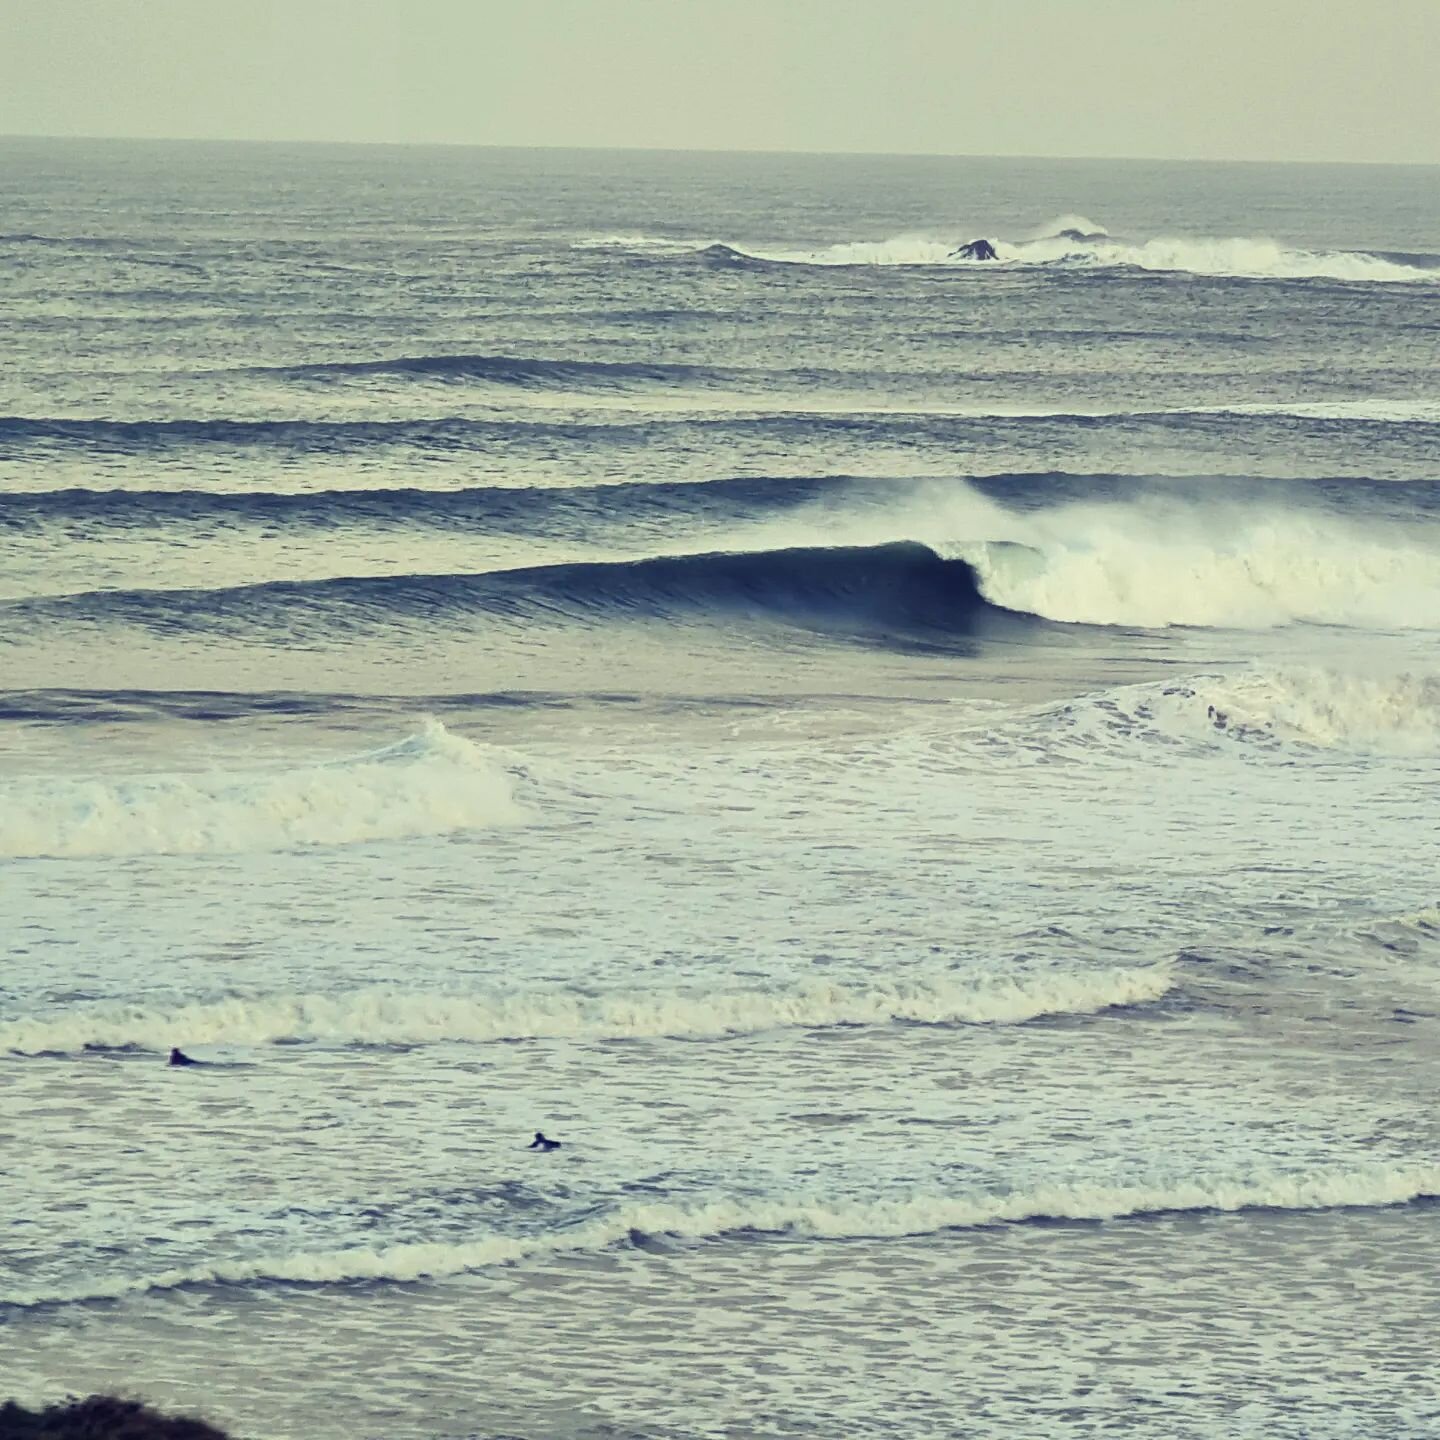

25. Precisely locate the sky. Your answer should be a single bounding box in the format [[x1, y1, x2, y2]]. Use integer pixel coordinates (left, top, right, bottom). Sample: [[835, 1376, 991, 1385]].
[[4, 0, 1439, 165]]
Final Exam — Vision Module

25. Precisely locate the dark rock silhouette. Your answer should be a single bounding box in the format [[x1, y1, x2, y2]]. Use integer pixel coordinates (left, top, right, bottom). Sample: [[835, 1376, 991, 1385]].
[[168, 1048, 197, 1067], [0, 1395, 229, 1440], [953, 239, 999, 261]]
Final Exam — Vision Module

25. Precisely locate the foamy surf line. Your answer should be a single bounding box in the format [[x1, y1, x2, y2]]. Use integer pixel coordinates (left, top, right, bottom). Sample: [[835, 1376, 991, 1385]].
[[594, 221, 1438, 283], [9, 1162, 1437, 1310], [0, 966, 1172, 1054], [0, 720, 523, 858]]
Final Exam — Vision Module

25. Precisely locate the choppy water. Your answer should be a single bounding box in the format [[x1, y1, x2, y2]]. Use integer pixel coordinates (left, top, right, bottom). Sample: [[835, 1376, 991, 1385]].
[[3, 139, 1440, 1440]]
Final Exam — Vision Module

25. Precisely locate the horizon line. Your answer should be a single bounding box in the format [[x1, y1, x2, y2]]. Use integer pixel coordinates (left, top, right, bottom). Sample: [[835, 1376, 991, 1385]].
[[2, 131, 1436, 169]]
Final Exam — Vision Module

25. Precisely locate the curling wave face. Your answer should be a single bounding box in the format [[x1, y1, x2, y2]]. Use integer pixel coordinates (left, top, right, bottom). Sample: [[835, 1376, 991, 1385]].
[[13, 488, 1440, 651]]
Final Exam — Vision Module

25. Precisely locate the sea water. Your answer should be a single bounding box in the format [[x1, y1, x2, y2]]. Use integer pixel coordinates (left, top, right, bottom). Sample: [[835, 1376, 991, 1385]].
[[2, 140, 1439, 1439]]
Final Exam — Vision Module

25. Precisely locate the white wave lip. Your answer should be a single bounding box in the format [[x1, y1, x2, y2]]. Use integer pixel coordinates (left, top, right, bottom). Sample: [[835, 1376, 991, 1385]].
[[0, 966, 1172, 1054], [0, 721, 523, 860], [762, 480, 1440, 633], [946, 505, 1440, 631], [10, 1160, 1437, 1309]]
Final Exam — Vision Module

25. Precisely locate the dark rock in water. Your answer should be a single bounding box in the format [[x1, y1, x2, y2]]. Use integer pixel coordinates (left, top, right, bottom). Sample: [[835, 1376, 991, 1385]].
[[0, 1395, 229, 1440], [953, 239, 999, 261], [626, 1225, 660, 1250], [168, 1047, 198, 1067], [694, 242, 767, 269]]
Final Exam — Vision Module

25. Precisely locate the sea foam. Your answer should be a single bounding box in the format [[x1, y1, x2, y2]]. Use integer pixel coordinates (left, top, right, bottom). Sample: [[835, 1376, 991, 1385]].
[[1039, 669, 1440, 757], [0, 721, 522, 859], [699, 229, 1437, 284], [9, 1160, 1436, 1309], [0, 965, 1172, 1054], [930, 496, 1440, 631]]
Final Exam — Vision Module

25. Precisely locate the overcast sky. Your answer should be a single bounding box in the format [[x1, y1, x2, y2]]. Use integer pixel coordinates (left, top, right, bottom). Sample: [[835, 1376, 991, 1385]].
[[4, 0, 1438, 164]]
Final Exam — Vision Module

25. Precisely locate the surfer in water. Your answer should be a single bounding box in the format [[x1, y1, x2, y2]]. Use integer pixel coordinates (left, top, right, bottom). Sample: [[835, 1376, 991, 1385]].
[[528, 1131, 561, 1152], [168, 1047, 198, 1066]]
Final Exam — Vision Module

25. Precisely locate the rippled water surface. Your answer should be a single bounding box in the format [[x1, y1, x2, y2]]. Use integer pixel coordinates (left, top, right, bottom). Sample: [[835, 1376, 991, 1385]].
[[3, 140, 1440, 1439]]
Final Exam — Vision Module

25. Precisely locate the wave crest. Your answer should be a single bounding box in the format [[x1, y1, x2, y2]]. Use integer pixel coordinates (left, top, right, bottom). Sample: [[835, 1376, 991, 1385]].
[[9, 1160, 1435, 1309], [946, 500, 1440, 630], [608, 222, 1439, 283], [0, 721, 521, 859], [0, 966, 1171, 1054]]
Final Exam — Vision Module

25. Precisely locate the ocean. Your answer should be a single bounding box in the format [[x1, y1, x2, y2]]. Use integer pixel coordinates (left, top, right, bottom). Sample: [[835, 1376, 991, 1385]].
[[2, 138, 1439, 1440]]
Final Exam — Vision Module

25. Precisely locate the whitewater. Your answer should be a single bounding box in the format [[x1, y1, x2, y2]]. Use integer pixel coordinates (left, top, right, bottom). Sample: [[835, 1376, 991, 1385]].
[[3, 141, 1440, 1440]]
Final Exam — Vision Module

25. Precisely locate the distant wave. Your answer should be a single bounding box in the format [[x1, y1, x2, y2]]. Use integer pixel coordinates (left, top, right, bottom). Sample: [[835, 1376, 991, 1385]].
[[0, 473, 837, 535], [0, 232, 135, 251], [9, 1160, 1436, 1309], [0, 721, 521, 860], [0, 687, 563, 726], [637, 224, 1440, 284], [269, 352, 743, 387], [4, 407, 1439, 463], [5, 474, 1438, 536], [0, 965, 1171, 1055]]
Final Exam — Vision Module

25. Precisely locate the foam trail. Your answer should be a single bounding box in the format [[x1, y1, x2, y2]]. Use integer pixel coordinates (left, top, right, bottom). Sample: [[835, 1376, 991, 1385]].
[[0, 721, 522, 859], [0, 966, 1172, 1053], [1028, 668, 1440, 758], [1186, 669, 1440, 754], [9, 1161, 1437, 1309]]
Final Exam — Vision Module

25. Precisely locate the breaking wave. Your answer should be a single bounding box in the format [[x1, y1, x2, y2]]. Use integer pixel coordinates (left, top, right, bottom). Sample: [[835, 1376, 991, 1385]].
[[582, 217, 1437, 283], [660, 225, 1440, 283], [1181, 669, 1440, 754], [928, 491, 1440, 629], [0, 965, 1171, 1054], [16, 492, 1440, 638], [0, 721, 521, 859], [9, 1161, 1436, 1309], [1040, 669, 1440, 756]]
